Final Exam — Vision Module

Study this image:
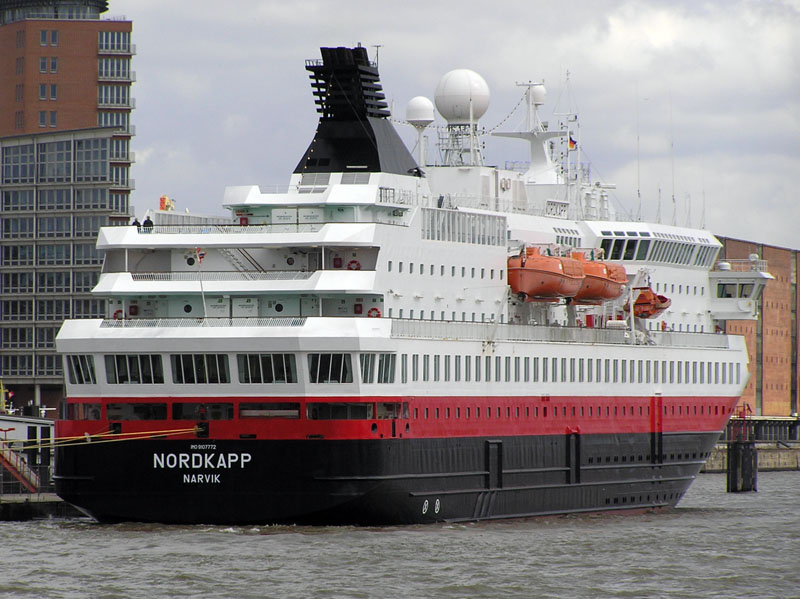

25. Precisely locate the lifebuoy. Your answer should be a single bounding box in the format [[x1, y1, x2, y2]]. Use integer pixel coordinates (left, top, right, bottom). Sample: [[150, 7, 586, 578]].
[[347, 260, 361, 271], [113, 309, 123, 320], [367, 307, 381, 318]]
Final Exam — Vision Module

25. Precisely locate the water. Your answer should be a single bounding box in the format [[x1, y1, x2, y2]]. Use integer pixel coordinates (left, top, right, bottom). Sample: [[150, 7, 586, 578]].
[[1, 472, 798, 599]]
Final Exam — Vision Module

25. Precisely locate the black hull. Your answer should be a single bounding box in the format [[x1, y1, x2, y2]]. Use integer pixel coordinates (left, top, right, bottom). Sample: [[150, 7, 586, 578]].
[[55, 432, 720, 525]]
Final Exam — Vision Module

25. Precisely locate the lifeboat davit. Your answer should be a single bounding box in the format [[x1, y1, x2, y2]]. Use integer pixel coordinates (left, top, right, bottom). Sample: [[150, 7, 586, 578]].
[[571, 253, 628, 304], [623, 288, 671, 319], [508, 247, 585, 300]]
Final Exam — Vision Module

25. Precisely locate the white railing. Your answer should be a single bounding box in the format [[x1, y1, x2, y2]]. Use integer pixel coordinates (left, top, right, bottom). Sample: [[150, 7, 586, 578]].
[[714, 259, 769, 273], [391, 319, 731, 349], [101, 317, 307, 328], [130, 271, 315, 282]]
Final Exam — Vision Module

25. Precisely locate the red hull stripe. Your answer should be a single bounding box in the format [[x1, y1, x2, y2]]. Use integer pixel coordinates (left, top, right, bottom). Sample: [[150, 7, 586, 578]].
[[58, 394, 739, 441]]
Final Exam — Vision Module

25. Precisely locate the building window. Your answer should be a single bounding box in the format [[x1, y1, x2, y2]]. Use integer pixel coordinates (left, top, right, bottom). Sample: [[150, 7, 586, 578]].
[[50, 57, 58, 73], [1, 245, 34, 266], [39, 111, 47, 127], [2, 144, 36, 184], [51, 30, 58, 46], [40, 84, 47, 100], [40, 57, 47, 73], [50, 84, 57, 100], [49, 111, 57, 127], [33, 326, 53, 349]]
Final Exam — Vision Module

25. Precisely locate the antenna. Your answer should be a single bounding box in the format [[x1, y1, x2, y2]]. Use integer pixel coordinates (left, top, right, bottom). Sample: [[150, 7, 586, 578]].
[[669, 90, 676, 226], [636, 81, 641, 221], [372, 44, 383, 68]]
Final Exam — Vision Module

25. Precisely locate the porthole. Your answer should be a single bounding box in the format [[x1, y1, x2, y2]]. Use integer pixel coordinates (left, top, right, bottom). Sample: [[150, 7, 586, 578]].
[[275, 303, 284, 313], [183, 304, 193, 313], [186, 257, 195, 266]]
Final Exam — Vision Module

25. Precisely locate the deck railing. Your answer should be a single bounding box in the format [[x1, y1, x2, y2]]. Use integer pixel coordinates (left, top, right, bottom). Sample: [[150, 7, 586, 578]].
[[130, 271, 315, 282], [101, 317, 307, 328]]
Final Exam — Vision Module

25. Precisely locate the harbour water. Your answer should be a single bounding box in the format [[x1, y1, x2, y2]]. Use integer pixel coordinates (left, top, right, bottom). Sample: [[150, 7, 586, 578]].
[[1, 471, 798, 599]]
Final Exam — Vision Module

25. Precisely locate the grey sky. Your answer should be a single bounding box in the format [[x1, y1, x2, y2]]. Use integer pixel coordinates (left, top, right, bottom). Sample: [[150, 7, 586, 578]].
[[112, 0, 800, 249]]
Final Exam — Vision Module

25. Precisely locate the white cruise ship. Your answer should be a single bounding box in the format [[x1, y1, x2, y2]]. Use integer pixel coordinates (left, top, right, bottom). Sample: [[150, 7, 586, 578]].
[[53, 46, 772, 524]]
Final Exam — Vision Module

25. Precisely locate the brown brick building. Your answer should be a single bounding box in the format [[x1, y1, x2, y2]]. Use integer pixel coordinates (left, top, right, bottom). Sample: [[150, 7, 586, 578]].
[[0, 0, 133, 413], [720, 238, 798, 417]]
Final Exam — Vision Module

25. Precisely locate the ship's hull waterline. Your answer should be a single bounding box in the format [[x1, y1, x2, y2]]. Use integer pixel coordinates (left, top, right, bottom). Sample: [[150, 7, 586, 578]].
[[55, 431, 720, 525]]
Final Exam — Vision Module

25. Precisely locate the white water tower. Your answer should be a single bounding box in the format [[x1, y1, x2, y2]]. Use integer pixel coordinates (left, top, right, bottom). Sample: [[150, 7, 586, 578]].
[[406, 96, 435, 167], [434, 69, 490, 166]]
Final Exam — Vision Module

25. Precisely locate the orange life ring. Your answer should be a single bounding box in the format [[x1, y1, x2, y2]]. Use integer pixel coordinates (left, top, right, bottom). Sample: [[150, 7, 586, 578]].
[[367, 307, 381, 318], [347, 260, 361, 271], [113, 309, 124, 320]]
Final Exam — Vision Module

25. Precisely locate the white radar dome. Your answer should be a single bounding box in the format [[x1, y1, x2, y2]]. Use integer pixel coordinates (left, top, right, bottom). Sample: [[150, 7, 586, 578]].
[[406, 96, 435, 128], [531, 84, 546, 106], [434, 69, 490, 125]]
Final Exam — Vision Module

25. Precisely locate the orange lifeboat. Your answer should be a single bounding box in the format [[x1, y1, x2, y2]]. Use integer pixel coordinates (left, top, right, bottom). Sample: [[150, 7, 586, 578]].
[[623, 287, 671, 319], [508, 247, 585, 300], [571, 253, 628, 304]]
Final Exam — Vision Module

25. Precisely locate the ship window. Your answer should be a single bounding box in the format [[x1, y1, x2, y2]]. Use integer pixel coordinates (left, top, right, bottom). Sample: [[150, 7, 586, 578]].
[[600, 238, 612, 258], [308, 353, 353, 384], [542, 357, 548, 382], [486, 356, 492, 381], [623, 240, 637, 261], [377, 353, 395, 384], [523, 357, 530, 382], [401, 354, 408, 383], [105, 354, 164, 384], [423, 355, 430, 381], [66, 354, 96, 385], [388, 260, 392, 272], [465, 355, 471, 381], [171, 354, 230, 384], [307, 402, 373, 420], [621, 359, 626, 383], [237, 353, 297, 384], [240, 402, 300, 419], [610, 239, 625, 260], [635, 240, 650, 260], [67, 402, 100, 420], [444, 355, 451, 382], [475, 355, 481, 381], [173, 402, 233, 420], [419, 263, 424, 274], [409, 262, 414, 274], [561, 358, 567, 382], [107, 402, 167, 420], [412, 354, 419, 381], [496, 356, 503, 382], [462, 267, 466, 277], [360, 353, 376, 383], [434, 355, 440, 381], [514, 357, 520, 382]]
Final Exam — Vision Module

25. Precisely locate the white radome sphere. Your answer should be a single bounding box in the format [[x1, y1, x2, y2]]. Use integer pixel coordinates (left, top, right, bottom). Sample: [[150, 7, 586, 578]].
[[406, 96, 435, 128], [531, 84, 546, 106], [434, 69, 490, 125]]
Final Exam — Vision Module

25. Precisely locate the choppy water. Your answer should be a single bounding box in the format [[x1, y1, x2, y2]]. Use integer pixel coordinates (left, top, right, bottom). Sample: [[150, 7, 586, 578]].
[[1, 471, 798, 599]]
